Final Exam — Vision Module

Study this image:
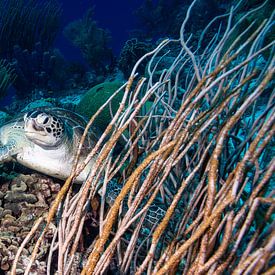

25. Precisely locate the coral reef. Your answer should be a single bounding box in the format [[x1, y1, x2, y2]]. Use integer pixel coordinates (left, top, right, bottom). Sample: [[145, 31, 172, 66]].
[[2, 1, 274, 274], [9, 43, 68, 99], [0, 172, 60, 273], [64, 9, 114, 75], [0, 0, 63, 99], [221, 0, 274, 56]]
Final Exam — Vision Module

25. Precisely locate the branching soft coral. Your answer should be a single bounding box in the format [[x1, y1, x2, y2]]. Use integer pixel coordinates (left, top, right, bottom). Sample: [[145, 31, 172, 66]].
[[64, 9, 113, 75]]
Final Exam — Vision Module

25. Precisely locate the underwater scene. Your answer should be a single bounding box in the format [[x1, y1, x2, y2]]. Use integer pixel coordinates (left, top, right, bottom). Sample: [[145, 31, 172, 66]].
[[0, 0, 274, 274]]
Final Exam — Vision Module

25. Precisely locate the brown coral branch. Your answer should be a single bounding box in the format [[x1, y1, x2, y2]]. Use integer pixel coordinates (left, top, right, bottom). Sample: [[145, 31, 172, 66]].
[[81, 140, 177, 274], [156, 196, 234, 274]]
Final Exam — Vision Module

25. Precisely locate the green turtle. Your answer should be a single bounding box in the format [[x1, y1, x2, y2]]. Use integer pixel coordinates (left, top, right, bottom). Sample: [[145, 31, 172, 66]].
[[0, 107, 98, 182], [0, 107, 168, 228]]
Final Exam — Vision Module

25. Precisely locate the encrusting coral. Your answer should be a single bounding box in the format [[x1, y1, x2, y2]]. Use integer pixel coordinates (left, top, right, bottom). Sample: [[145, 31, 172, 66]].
[[0, 173, 60, 273], [76, 81, 124, 131]]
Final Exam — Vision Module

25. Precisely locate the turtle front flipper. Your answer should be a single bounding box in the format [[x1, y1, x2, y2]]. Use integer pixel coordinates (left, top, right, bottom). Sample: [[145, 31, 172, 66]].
[[0, 139, 18, 162]]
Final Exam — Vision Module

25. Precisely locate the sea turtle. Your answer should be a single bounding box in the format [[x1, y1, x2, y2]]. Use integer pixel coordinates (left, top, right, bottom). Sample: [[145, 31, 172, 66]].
[[0, 107, 168, 228], [0, 107, 98, 182]]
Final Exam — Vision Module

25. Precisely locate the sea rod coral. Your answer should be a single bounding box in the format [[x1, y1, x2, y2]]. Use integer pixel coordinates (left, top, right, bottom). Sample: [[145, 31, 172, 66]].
[[11, 0, 274, 274]]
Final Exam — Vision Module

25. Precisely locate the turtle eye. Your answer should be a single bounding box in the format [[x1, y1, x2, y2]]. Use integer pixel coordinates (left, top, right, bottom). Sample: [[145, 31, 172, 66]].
[[42, 117, 49, 124]]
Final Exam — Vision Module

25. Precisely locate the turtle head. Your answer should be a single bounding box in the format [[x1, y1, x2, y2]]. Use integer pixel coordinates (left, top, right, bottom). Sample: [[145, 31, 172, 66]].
[[24, 110, 65, 147]]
